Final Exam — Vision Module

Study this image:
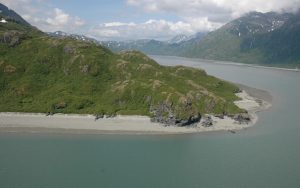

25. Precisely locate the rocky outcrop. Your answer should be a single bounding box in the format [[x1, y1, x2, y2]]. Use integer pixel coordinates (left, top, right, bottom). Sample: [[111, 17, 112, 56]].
[[150, 102, 201, 126], [63, 44, 76, 54], [201, 115, 213, 127], [3, 64, 16, 73], [46, 112, 54, 116], [1, 31, 24, 47], [176, 114, 201, 127], [1, 61, 17, 74], [80, 64, 90, 74], [233, 88, 242, 93], [93, 112, 117, 120], [232, 113, 251, 124], [150, 102, 175, 125], [94, 113, 104, 120]]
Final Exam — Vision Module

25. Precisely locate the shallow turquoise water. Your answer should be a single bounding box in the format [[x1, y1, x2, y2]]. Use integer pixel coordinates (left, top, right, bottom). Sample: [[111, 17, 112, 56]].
[[0, 56, 300, 188]]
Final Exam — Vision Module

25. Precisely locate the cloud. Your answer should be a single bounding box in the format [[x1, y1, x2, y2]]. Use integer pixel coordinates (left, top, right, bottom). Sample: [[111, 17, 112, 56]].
[[126, 0, 300, 28], [1, 0, 299, 41], [88, 18, 222, 41], [46, 8, 69, 26], [42, 8, 85, 31], [127, 0, 300, 19], [0, 0, 85, 32]]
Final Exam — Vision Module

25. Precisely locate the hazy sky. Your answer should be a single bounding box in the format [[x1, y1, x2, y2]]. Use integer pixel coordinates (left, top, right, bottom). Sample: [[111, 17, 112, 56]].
[[1, 0, 299, 40]]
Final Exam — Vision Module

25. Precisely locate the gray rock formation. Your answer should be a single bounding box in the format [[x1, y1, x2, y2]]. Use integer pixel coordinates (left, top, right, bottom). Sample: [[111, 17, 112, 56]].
[[63, 45, 75, 54], [201, 115, 213, 127], [233, 113, 251, 124], [150, 102, 201, 126], [1, 31, 22, 47], [94, 113, 104, 120]]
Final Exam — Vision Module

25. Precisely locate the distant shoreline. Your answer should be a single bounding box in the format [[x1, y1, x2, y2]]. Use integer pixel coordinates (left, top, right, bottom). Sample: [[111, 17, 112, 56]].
[[151, 55, 300, 72], [0, 87, 272, 135]]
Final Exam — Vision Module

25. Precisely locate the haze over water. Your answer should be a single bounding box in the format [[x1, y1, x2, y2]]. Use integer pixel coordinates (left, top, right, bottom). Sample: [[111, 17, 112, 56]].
[[1, 56, 300, 188]]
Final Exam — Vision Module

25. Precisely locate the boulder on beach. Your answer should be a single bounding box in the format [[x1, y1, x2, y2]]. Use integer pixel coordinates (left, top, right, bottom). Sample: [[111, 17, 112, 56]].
[[233, 113, 251, 124], [201, 115, 213, 127]]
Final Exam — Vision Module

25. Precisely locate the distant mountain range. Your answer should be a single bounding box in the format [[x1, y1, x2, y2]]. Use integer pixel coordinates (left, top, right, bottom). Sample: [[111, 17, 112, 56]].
[[99, 11, 299, 67], [46, 10, 299, 67], [168, 34, 191, 44], [98, 32, 207, 55], [47, 31, 207, 55], [47, 31, 99, 44], [178, 11, 300, 66]]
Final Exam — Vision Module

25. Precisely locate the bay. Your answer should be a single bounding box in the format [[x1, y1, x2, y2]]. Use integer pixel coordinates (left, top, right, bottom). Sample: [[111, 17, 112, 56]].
[[0, 56, 299, 188]]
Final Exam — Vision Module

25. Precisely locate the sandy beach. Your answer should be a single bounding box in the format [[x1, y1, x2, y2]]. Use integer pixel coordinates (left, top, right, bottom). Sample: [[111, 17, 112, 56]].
[[0, 88, 271, 135]]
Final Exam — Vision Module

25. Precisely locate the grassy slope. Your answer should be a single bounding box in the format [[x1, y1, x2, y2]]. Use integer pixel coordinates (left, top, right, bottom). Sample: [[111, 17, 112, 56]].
[[0, 21, 243, 120]]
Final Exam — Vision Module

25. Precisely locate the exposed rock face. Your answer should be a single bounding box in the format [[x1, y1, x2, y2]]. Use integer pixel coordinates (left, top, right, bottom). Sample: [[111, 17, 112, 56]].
[[80, 64, 90, 74], [94, 113, 104, 120], [176, 114, 201, 127], [150, 102, 201, 126], [233, 88, 243, 93], [93, 112, 117, 120], [63, 44, 76, 54], [3, 64, 16, 73], [201, 115, 213, 127], [1, 31, 23, 47], [232, 113, 251, 124], [46, 112, 54, 116], [150, 102, 175, 125]]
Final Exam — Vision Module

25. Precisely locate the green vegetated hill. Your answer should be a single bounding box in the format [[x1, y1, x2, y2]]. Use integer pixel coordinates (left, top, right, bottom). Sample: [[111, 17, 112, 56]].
[[0, 3, 243, 125]]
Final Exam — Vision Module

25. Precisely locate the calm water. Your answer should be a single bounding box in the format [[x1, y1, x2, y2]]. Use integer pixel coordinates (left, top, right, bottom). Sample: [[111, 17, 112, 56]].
[[1, 56, 300, 188]]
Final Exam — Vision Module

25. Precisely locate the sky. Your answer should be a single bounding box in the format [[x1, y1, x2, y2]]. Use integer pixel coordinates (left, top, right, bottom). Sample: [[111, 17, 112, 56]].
[[1, 0, 299, 41]]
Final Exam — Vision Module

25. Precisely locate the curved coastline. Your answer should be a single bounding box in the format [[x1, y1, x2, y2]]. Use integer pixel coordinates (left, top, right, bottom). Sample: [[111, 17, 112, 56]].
[[0, 86, 272, 135], [151, 55, 300, 72]]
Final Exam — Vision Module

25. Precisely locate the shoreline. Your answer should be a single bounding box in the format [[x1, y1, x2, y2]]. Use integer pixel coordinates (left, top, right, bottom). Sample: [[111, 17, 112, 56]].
[[0, 89, 271, 135], [151, 55, 300, 72]]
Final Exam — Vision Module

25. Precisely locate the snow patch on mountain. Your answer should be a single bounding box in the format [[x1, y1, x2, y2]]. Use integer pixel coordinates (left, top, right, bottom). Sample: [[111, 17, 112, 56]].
[[47, 31, 99, 44], [228, 11, 292, 37], [168, 34, 190, 44], [0, 18, 7, 23]]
